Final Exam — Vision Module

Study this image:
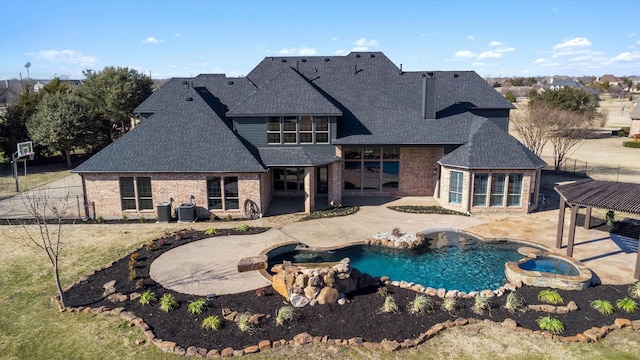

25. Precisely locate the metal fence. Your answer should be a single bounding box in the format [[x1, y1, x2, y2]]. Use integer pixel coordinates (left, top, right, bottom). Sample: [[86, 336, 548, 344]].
[[543, 156, 637, 183]]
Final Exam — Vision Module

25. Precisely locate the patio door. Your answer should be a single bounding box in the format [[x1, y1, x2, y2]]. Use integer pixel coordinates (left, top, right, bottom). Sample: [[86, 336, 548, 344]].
[[317, 166, 328, 194]]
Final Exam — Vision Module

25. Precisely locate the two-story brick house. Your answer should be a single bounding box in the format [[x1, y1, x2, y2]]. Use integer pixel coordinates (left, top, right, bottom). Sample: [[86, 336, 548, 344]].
[[74, 52, 545, 219]]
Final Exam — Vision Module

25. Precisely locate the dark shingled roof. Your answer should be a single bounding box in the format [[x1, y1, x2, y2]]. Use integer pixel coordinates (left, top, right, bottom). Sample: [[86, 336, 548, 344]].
[[75, 86, 265, 173], [258, 147, 340, 167], [555, 180, 640, 214], [438, 118, 547, 169], [227, 67, 342, 116]]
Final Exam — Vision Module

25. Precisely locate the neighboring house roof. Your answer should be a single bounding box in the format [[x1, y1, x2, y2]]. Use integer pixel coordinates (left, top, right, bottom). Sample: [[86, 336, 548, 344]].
[[438, 118, 547, 169], [598, 74, 619, 84], [74, 86, 265, 173], [630, 105, 640, 120]]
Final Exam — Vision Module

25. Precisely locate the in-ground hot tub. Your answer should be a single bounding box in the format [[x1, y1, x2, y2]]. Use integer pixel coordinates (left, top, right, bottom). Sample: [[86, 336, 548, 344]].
[[505, 250, 592, 290]]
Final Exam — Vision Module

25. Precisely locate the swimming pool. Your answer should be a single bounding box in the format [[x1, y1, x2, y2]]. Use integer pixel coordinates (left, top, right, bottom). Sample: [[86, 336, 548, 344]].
[[267, 231, 533, 293]]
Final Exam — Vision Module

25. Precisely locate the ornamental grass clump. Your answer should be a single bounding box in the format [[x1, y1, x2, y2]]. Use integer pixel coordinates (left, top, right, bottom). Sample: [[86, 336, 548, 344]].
[[616, 297, 639, 313], [139, 290, 156, 306], [159, 293, 178, 312], [629, 281, 640, 299], [504, 292, 527, 313], [236, 312, 256, 333], [275, 306, 294, 326], [187, 299, 207, 315], [536, 315, 565, 334], [537, 289, 563, 305], [201, 315, 223, 331], [472, 295, 492, 316], [591, 299, 614, 315], [441, 297, 458, 314], [378, 295, 400, 314], [407, 294, 432, 315], [235, 224, 252, 232]]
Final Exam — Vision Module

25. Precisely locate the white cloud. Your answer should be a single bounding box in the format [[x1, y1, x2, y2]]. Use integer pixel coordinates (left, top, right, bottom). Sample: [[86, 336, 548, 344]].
[[489, 40, 503, 47], [354, 38, 378, 47], [335, 49, 349, 55], [610, 51, 640, 62], [630, 32, 637, 37], [495, 47, 514, 53], [552, 37, 591, 49], [278, 47, 317, 56], [477, 51, 502, 59], [533, 58, 547, 64], [331, 36, 338, 41], [352, 46, 369, 51], [175, 33, 182, 37], [552, 49, 590, 58], [34, 49, 97, 66], [454, 50, 476, 58], [298, 47, 317, 56], [144, 36, 163, 44], [467, 35, 475, 41]]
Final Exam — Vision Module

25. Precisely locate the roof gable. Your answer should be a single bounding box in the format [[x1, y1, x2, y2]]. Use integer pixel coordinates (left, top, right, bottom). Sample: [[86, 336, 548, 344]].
[[227, 67, 342, 116]]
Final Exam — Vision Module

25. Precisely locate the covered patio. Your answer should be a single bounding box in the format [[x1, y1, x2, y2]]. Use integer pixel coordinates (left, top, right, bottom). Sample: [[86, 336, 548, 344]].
[[555, 180, 640, 280]]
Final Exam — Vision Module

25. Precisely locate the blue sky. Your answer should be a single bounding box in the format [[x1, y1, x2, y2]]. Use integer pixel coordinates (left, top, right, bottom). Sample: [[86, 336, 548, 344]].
[[1, 0, 639, 80]]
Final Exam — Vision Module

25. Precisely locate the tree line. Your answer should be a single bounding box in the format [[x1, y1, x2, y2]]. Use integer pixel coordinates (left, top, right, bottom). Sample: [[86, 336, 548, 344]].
[[0, 67, 153, 167]]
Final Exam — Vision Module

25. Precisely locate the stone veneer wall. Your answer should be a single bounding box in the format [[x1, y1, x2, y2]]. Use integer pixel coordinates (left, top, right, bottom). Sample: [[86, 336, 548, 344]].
[[83, 172, 263, 219], [437, 167, 539, 214]]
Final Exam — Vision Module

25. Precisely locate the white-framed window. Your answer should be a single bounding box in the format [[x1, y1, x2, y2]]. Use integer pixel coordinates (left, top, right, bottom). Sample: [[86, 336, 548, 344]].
[[267, 116, 330, 145], [119, 177, 152, 211], [207, 177, 239, 210], [490, 173, 506, 207], [472, 173, 488, 206], [507, 173, 524, 207], [449, 171, 463, 204]]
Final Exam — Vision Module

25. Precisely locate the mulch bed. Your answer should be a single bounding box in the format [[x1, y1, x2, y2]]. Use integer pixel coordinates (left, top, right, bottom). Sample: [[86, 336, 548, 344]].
[[63, 228, 640, 352]]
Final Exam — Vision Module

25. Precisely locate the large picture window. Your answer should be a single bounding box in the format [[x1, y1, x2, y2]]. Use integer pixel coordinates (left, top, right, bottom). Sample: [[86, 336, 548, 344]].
[[119, 177, 152, 211], [267, 116, 331, 144], [343, 146, 399, 191], [207, 177, 239, 210], [449, 171, 463, 204]]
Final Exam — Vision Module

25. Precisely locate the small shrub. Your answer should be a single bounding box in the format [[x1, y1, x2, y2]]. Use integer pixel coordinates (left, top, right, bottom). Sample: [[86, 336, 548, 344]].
[[145, 239, 154, 251], [472, 295, 491, 315], [135, 278, 144, 289], [275, 306, 294, 326], [138, 216, 145, 223], [156, 238, 165, 248], [201, 315, 223, 331], [255, 286, 268, 297], [378, 295, 400, 314], [616, 297, 638, 313], [629, 282, 640, 299], [128, 258, 136, 271], [122, 214, 128, 222], [376, 286, 388, 298], [441, 297, 458, 313], [235, 224, 251, 232], [130, 252, 140, 261], [139, 290, 157, 306], [623, 140, 640, 148], [159, 294, 178, 312], [591, 299, 614, 315], [205, 227, 217, 235], [96, 216, 104, 224], [536, 315, 565, 334], [407, 294, 432, 315], [225, 214, 233, 221], [187, 299, 207, 315], [236, 312, 256, 333], [504, 292, 527, 313], [128, 268, 137, 281], [391, 227, 402, 238], [537, 289, 563, 305], [209, 213, 218, 221]]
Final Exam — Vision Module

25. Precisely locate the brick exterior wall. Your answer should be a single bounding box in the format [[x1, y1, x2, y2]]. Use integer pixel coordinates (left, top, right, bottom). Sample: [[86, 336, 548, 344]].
[[83, 172, 263, 220], [436, 167, 540, 214], [398, 147, 443, 196]]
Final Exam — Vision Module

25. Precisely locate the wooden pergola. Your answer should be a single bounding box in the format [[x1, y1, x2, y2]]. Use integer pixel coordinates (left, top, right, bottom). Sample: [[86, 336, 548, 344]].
[[555, 179, 640, 280]]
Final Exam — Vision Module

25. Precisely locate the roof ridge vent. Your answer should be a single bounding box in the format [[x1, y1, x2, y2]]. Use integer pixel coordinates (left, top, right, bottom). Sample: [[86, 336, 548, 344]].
[[228, 80, 234, 85], [324, 58, 330, 62], [301, 59, 307, 62], [453, 73, 459, 78], [185, 97, 193, 101], [355, 54, 361, 58], [370, 54, 375, 58]]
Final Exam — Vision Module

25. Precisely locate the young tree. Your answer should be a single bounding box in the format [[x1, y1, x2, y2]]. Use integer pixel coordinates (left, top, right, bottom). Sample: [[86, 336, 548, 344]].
[[547, 108, 593, 172], [81, 66, 153, 140], [529, 86, 598, 116], [12, 190, 73, 309], [504, 91, 517, 103], [510, 104, 553, 156], [27, 92, 98, 167]]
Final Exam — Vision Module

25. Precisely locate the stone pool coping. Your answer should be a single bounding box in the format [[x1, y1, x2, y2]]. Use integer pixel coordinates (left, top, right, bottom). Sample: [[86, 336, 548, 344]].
[[505, 251, 593, 291]]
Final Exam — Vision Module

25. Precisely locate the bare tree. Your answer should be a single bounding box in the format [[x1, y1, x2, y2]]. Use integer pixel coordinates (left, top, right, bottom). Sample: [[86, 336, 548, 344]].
[[11, 190, 73, 309], [548, 108, 593, 172], [511, 104, 554, 156]]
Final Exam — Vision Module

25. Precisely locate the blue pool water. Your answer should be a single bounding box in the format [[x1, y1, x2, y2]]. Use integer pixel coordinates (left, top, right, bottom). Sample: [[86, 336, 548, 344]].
[[518, 256, 579, 276], [268, 232, 529, 293]]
